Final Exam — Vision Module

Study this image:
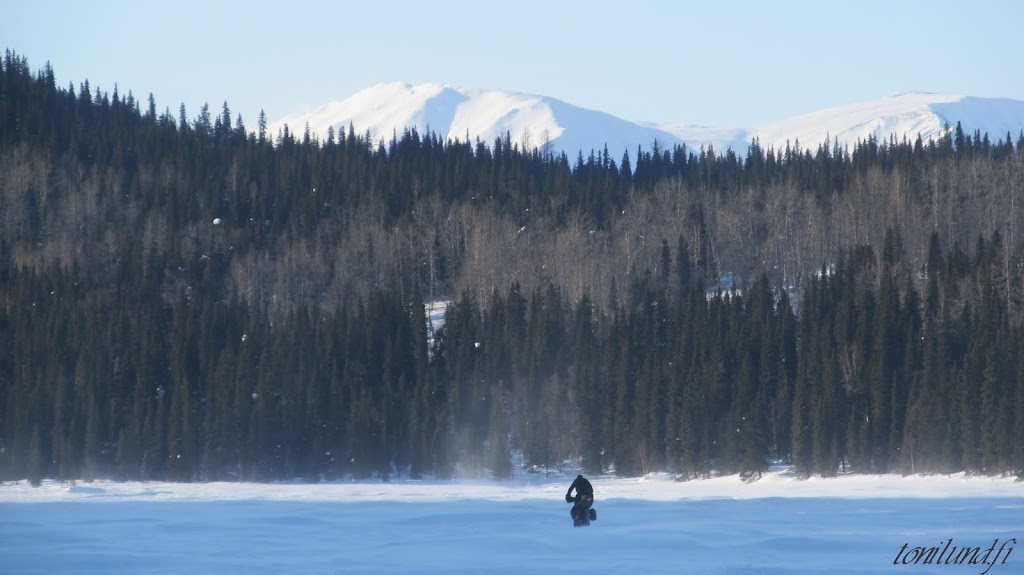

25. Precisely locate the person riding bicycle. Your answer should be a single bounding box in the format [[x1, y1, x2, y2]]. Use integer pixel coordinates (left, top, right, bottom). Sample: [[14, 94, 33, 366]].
[[565, 474, 594, 524]]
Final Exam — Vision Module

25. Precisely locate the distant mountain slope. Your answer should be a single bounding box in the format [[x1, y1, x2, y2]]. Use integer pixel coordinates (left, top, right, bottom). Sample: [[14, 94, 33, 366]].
[[744, 92, 1024, 152], [270, 82, 684, 158], [271, 85, 1024, 157], [649, 92, 1024, 152]]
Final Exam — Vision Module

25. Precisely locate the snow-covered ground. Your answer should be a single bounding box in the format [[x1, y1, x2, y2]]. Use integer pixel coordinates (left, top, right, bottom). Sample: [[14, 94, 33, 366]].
[[2, 470, 1021, 574]]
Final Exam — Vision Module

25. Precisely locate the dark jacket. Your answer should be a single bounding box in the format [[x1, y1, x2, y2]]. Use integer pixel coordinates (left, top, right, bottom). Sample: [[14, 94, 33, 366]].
[[565, 474, 594, 502]]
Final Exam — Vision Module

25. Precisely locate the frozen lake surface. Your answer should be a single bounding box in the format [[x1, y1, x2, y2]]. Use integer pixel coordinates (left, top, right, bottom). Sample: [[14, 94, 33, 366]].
[[2, 471, 1021, 574]]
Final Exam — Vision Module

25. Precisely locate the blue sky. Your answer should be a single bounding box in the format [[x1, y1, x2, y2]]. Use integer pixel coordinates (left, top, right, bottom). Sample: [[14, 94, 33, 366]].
[[4, 0, 1023, 129]]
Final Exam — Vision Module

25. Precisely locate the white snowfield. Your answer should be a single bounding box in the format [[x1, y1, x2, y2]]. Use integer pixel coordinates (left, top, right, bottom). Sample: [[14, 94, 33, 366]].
[[2, 471, 1022, 575], [1, 469, 1021, 503]]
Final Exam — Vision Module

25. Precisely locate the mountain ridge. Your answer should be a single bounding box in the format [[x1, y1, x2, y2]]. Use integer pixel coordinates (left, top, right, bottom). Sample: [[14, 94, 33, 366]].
[[270, 83, 1024, 157]]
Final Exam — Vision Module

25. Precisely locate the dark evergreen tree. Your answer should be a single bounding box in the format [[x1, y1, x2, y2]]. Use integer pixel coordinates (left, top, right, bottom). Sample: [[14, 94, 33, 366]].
[[1, 53, 1022, 483]]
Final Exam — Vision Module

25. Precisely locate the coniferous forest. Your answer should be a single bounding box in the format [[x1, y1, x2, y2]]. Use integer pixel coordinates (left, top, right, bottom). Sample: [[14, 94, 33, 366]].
[[2, 52, 1023, 484]]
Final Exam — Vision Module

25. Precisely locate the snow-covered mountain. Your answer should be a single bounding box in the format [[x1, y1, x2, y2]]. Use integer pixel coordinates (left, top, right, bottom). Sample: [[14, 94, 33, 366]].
[[699, 92, 1024, 153], [270, 82, 680, 158], [271, 84, 1024, 157]]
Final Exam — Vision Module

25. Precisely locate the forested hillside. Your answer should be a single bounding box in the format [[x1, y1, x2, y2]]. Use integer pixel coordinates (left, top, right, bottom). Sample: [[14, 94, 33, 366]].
[[1, 52, 1022, 483]]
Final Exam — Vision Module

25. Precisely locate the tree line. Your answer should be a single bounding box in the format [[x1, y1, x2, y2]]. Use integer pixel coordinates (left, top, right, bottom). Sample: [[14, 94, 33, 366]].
[[0, 51, 1022, 482]]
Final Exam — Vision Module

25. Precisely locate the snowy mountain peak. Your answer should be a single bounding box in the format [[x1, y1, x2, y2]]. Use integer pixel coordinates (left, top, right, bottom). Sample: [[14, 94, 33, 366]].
[[276, 81, 467, 142], [752, 92, 1024, 151], [270, 82, 677, 157], [271, 85, 1024, 157]]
